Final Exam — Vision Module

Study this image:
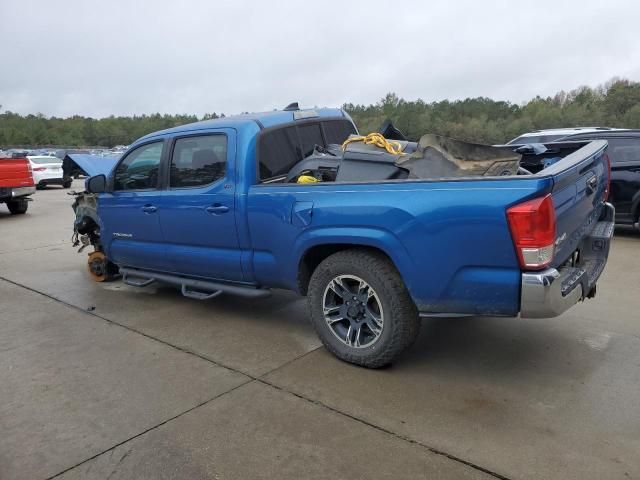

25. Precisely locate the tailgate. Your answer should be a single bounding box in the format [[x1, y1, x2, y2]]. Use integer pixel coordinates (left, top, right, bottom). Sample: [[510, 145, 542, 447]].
[[546, 139, 613, 294], [0, 158, 34, 188]]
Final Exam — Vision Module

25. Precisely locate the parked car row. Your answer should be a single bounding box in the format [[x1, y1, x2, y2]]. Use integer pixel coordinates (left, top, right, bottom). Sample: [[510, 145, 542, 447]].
[[507, 127, 640, 229], [0, 153, 75, 215]]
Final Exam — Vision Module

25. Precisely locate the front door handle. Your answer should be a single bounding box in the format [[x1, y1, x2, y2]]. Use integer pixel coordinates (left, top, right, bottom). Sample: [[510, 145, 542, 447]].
[[206, 204, 229, 215], [141, 204, 157, 213]]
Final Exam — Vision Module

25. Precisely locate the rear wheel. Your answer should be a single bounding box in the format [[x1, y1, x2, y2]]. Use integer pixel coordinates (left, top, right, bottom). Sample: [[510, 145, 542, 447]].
[[307, 249, 420, 368], [63, 179, 72, 188], [7, 199, 28, 214]]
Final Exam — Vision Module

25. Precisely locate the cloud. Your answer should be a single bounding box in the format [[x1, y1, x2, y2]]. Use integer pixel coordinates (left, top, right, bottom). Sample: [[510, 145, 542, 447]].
[[1, 0, 639, 117]]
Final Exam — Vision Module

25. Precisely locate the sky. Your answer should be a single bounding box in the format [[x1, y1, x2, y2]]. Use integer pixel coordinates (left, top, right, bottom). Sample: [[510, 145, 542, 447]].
[[1, 0, 639, 118]]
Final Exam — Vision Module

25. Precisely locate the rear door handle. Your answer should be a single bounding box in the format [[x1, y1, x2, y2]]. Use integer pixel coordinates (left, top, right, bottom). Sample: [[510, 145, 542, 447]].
[[141, 204, 157, 213], [206, 204, 229, 215]]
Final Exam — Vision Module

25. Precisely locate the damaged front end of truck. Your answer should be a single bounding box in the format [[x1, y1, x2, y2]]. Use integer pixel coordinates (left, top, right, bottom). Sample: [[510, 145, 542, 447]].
[[67, 154, 121, 282], [71, 190, 119, 281]]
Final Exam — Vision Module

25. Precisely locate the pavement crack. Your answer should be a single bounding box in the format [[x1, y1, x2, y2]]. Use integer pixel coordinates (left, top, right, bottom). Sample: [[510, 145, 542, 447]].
[[255, 377, 513, 480], [118, 449, 132, 464], [2, 275, 513, 480], [0, 275, 254, 377], [0, 240, 69, 256], [44, 379, 254, 480]]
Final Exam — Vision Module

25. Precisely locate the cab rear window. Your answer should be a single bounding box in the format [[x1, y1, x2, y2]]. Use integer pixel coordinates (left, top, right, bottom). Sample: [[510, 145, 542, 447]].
[[257, 119, 356, 181]]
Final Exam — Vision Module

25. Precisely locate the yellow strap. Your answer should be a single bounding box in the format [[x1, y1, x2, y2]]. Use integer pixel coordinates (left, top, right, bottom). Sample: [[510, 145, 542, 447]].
[[342, 132, 405, 155], [297, 175, 319, 183]]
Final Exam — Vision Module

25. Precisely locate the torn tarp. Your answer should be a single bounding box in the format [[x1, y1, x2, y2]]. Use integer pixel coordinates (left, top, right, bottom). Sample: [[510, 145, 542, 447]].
[[63, 154, 120, 179], [397, 134, 521, 178]]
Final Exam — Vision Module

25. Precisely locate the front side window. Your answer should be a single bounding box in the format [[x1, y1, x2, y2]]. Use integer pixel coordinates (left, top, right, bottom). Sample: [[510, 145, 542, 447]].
[[170, 135, 227, 188], [113, 142, 163, 191]]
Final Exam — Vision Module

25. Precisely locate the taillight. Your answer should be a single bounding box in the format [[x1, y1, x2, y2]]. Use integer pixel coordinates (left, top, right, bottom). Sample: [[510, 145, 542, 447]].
[[603, 153, 611, 202], [33, 167, 46, 171], [507, 194, 556, 270]]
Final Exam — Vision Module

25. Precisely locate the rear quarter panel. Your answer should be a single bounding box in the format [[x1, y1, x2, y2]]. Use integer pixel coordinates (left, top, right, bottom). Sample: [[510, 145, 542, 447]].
[[247, 177, 552, 316]]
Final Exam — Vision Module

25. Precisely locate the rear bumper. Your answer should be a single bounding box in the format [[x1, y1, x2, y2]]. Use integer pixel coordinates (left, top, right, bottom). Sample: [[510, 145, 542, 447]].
[[520, 268, 584, 318], [37, 177, 65, 185], [520, 202, 615, 318], [0, 186, 36, 200]]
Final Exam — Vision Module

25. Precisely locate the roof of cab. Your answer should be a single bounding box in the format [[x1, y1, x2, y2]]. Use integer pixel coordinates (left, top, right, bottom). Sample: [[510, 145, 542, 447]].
[[136, 107, 347, 144]]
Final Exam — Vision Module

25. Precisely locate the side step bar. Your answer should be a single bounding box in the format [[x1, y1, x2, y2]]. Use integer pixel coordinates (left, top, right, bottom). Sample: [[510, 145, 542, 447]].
[[119, 267, 271, 300]]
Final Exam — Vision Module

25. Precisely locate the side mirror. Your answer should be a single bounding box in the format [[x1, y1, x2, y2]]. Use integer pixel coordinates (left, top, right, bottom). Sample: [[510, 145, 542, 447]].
[[86, 174, 107, 193]]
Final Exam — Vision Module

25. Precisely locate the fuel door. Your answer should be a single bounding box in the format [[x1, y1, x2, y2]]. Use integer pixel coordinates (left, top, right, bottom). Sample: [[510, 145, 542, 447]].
[[292, 201, 314, 227]]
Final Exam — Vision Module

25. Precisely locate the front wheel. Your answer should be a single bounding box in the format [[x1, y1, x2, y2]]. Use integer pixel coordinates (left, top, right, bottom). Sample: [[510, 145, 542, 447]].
[[307, 249, 420, 368], [87, 251, 119, 282], [7, 198, 28, 214]]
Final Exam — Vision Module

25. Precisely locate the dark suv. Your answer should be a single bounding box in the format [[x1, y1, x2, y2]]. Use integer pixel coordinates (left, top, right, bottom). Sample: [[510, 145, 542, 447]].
[[558, 130, 640, 229]]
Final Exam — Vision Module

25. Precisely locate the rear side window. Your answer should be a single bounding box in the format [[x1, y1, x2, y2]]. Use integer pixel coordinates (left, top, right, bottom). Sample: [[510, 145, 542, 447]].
[[258, 127, 301, 180], [607, 138, 640, 163], [114, 142, 163, 191], [298, 123, 324, 158], [257, 119, 356, 181], [170, 135, 227, 188], [323, 120, 357, 144]]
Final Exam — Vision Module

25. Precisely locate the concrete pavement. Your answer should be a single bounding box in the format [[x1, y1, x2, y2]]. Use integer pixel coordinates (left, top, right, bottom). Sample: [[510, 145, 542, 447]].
[[1, 182, 638, 479]]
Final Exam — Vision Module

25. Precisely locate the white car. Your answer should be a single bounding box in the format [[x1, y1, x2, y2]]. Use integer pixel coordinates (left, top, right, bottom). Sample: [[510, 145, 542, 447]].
[[506, 127, 623, 145], [27, 156, 71, 189]]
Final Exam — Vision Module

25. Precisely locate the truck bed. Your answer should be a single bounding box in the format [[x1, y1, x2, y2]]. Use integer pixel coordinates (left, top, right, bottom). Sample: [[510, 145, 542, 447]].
[[247, 139, 611, 316]]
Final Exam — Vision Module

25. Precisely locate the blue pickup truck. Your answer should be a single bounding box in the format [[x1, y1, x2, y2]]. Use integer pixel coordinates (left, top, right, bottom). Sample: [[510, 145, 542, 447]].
[[71, 106, 614, 368]]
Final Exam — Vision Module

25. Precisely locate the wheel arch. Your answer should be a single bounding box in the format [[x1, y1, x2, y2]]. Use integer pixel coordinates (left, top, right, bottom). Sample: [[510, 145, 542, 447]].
[[295, 229, 412, 296]]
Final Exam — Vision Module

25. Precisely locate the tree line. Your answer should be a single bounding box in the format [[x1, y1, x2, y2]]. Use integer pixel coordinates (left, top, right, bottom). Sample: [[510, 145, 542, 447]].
[[1, 78, 640, 148]]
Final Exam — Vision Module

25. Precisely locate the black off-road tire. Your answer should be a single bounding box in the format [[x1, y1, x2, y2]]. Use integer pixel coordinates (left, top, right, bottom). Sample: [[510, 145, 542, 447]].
[[7, 199, 28, 214], [307, 249, 420, 368], [63, 179, 72, 188]]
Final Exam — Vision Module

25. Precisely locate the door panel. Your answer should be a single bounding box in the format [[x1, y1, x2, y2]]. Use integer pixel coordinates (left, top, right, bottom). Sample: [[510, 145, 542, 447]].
[[99, 141, 169, 271], [100, 191, 168, 270], [159, 130, 242, 281]]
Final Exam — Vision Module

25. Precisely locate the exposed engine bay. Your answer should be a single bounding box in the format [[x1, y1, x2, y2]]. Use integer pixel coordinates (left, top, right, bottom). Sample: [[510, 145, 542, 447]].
[[71, 191, 119, 281]]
